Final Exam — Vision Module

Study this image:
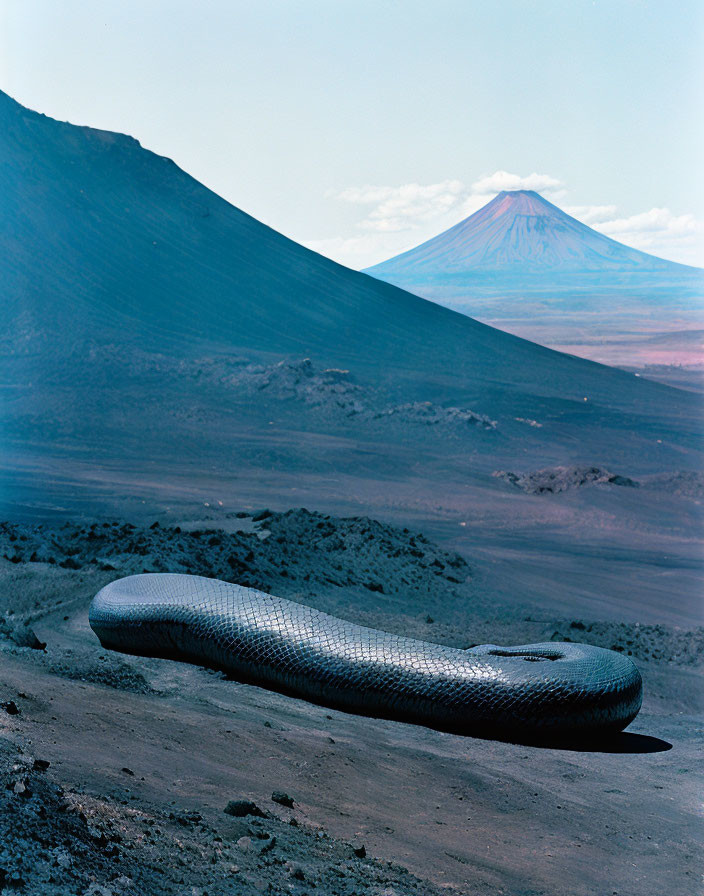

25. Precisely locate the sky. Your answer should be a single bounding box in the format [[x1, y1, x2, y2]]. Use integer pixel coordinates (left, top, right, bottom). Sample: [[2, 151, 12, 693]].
[[2, 0, 703, 269]]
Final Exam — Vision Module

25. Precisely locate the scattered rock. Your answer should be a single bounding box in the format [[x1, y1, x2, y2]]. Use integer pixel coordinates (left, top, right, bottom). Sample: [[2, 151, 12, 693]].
[[1, 870, 25, 889], [230, 358, 367, 416], [365, 581, 384, 593], [271, 791, 294, 809], [87, 825, 108, 846], [0, 616, 45, 650], [2, 701, 20, 716], [259, 835, 276, 855], [224, 799, 267, 819], [58, 556, 82, 570], [7, 623, 45, 650]]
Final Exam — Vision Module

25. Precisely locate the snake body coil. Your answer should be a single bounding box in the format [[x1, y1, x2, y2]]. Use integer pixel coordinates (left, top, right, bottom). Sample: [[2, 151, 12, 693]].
[[89, 573, 642, 739]]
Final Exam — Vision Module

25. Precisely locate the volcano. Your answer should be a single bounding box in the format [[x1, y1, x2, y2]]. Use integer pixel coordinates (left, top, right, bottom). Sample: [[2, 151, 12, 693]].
[[364, 191, 704, 375], [365, 190, 701, 278]]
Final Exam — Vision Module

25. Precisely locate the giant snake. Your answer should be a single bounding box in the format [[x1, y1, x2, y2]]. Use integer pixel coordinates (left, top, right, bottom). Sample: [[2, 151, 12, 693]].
[[89, 573, 642, 740]]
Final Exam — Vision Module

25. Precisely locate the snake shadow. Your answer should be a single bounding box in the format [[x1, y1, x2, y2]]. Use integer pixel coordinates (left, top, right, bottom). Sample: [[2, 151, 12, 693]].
[[503, 731, 673, 754], [216, 666, 672, 753]]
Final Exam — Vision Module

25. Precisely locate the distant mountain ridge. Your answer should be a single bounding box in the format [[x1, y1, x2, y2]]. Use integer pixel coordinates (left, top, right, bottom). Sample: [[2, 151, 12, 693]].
[[365, 190, 701, 279]]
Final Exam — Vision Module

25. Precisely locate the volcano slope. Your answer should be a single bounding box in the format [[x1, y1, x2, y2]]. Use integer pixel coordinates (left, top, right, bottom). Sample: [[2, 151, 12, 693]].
[[365, 190, 704, 377]]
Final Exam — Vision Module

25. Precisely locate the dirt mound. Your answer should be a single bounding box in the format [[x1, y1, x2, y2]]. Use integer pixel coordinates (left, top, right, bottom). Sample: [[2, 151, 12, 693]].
[[46, 652, 154, 694], [493, 466, 639, 494], [543, 620, 704, 667], [494, 466, 703, 498], [373, 401, 496, 429], [234, 358, 367, 414], [0, 510, 470, 603]]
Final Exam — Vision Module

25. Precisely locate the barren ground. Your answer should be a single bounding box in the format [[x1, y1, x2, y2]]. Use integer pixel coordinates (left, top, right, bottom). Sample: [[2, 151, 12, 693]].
[[1, 512, 701, 896]]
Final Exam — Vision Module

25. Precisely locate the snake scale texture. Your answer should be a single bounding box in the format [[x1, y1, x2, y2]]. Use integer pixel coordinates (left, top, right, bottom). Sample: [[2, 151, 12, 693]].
[[89, 573, 642, 739]]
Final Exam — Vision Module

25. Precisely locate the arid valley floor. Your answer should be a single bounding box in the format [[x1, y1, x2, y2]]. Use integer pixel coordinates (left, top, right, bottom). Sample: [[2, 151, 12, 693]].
[[1, 507, 702, 896]]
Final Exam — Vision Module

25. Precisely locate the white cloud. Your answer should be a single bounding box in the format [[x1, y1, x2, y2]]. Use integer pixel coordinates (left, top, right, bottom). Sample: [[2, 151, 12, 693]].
[[593, 208, 703, 265], [555, 205, 702, 265], [330, 170, 562, 235], [302, 232, 420, 270], [333, 180, 465, 232], [564, 204, 618, 225], [470, 170, 563, 196], [597, 207, 699, 238]]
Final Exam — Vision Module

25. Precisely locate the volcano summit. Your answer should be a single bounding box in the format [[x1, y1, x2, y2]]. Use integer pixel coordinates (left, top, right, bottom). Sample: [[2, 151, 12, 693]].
[[366, 190, 700, 277]]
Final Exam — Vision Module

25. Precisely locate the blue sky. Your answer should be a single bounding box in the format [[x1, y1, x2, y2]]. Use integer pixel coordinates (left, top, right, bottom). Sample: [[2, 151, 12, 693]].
[[2, 0, 703, 267]]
